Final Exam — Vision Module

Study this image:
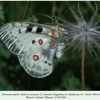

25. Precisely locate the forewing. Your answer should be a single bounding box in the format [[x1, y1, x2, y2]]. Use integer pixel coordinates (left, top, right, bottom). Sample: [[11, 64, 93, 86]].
[[0, 22, 52, 55]]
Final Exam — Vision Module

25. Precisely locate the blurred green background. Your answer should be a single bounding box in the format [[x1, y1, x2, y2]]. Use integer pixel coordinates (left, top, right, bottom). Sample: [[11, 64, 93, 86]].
[[0, 1, 100, 91]]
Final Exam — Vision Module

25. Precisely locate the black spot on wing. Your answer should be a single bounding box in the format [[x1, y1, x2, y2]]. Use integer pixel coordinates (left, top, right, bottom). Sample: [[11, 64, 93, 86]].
[[18, 29, 21, 34], [26, 26, 32, 32], [32, 40, 35, 44], [48, 63, 51, 66], [44, 61, 47, 64], [36, 27, 43, 33]]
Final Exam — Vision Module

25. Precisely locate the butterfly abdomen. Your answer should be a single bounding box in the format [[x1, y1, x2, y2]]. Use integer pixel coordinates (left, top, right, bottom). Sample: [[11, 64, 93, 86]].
[[55, 42, 65, 59]]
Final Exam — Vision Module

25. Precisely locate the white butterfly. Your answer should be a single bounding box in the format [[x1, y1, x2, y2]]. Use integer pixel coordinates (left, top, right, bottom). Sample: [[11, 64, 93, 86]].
[[0, 22, 68, 78]]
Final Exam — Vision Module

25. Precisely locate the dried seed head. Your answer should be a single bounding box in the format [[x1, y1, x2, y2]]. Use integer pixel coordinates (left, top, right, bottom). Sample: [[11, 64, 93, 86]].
[[58, 2, 100, 58]]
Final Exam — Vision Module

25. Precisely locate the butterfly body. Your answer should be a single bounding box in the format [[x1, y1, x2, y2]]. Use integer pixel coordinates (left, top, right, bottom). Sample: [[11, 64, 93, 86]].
[[0, 22, 67, 78]]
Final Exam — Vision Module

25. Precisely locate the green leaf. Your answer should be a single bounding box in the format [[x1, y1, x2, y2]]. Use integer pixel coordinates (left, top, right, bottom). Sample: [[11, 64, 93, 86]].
[[0, 43, 11, 59], [24, 15, 38, 23], [0, 77, 14, 90], [0, 5, 3, 11], [0, 5, 5, 21], [85, 1, 100, 19], [0, 13, 5, 21]]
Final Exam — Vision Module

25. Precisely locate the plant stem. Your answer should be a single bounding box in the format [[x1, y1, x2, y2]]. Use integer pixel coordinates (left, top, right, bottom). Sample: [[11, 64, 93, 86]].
[[81, 45, 85, 90], [21, 1, 30, 21]]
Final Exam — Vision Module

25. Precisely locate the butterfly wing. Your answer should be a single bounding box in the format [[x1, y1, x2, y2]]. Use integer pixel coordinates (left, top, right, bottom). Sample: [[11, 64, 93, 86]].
[[0, 22, 60, 78], [18, 40, 56, 78], [0, 22, 53, 55]]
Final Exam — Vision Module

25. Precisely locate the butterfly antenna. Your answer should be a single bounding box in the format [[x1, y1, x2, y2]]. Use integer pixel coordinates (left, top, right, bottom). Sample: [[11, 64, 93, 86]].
[[36, 13, 58, 24], [21, 1, 30, 21], [52, 16, 59, 23], [36, 13, 53, 20]]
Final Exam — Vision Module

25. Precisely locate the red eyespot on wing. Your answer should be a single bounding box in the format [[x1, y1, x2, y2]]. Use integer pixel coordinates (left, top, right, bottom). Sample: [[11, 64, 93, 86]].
[[38, 39, 43, 45], [51, 31, 56, 37], [33, 55, 39, 61]]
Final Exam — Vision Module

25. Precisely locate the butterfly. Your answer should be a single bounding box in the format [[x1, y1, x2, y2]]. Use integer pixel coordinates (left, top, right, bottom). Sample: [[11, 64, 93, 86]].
[[0, 22, 68, 78]]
